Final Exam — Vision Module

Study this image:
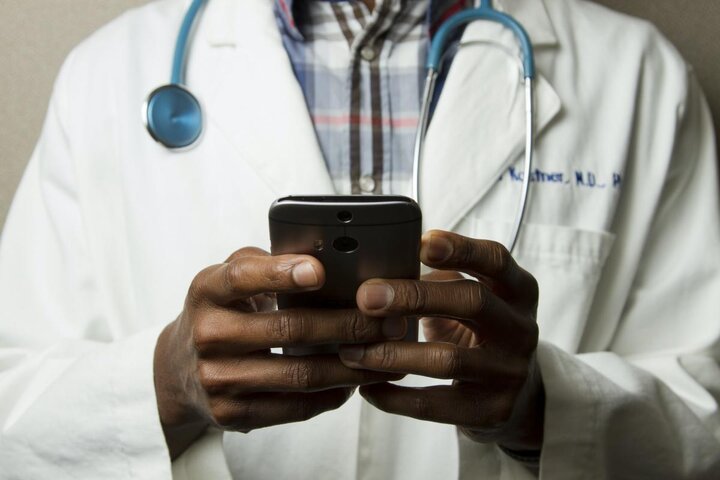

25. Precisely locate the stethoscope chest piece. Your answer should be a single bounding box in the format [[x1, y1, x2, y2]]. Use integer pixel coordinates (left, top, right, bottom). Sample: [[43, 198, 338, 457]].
[[144, 84, 203, 149]]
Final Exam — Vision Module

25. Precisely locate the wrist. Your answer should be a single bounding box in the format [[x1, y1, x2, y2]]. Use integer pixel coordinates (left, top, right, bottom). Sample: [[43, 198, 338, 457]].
[[462, 356, 545, 452], [154, 320, 209, 459], [498, 357, 545, 452]]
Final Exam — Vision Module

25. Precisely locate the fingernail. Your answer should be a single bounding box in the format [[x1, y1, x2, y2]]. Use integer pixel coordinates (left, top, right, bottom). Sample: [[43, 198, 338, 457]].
[[340, 345, 365, 364], [426, 235, 453, 263], [363, 284, 394, 310], [382, 317, 406, 339], [292, 262, 318, 287]]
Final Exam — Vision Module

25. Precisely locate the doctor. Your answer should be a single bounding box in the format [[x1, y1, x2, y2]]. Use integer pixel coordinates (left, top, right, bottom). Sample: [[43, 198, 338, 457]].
[[0, 0, 719, 479]]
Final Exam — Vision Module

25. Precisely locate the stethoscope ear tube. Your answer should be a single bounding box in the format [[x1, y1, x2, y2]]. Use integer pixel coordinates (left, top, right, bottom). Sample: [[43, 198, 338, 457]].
[[412, 0, 535, 252], [507, 78, 534, 254], [411, 75, 534, 255], [413, 1, 536, 254], [144, 0, 536, 251], [411, 69, 438, 203], [427, 4, 535, 79]]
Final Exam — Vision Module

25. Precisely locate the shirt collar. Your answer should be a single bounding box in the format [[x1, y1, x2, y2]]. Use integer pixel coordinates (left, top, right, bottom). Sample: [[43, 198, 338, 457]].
[[275, 0, 301, 40], [204, 0, 558, 48], [274, 0, 408, 42]]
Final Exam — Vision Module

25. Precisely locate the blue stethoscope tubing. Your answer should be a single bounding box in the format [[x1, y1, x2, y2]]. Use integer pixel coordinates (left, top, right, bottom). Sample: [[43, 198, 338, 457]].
[[144, 0, 535, 252], [413, 0, 536, 253]]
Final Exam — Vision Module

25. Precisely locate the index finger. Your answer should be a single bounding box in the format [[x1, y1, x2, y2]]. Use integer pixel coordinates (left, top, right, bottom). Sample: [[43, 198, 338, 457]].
[[194, 254, 326, 306], [419, 231, 537, 298]]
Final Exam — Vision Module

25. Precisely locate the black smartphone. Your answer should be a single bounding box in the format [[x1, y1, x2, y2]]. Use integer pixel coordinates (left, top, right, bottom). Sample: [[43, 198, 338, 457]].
[[269, 195, 422, 355]]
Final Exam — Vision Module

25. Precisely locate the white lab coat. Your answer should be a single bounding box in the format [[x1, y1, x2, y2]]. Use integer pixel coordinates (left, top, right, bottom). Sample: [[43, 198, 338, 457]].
[[0, 0, 719, 478]]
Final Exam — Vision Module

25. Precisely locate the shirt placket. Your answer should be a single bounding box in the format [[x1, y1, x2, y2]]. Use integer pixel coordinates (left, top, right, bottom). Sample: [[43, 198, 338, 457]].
[[337, 0, 402, 194]]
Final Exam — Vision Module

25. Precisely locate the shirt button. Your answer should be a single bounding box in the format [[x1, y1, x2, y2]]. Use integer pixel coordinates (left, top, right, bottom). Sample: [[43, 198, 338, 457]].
[[360, 45, 378, 62], [359, 175, 376, 193]]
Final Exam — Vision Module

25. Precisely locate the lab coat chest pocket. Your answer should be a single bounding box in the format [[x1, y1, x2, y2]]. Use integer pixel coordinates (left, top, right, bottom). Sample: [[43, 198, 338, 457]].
[[467, 219, 616, 353]]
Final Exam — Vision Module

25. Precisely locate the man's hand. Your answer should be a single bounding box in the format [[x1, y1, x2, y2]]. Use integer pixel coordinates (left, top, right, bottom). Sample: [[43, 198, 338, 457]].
[[154, 247, 405, 459], [338, 231, 543, 452]]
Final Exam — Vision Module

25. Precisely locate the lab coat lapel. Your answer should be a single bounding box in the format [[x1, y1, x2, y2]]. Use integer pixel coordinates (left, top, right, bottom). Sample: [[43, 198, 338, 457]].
[[422, 0, 562, 231], [200, 0, 335, 196], [196, 0, 562, 220]]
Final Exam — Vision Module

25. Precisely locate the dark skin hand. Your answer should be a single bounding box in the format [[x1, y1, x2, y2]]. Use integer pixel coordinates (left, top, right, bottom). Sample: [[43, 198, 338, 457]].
[[339, 230, 544, 452], [154, 232, 542, 458], [154, 248, 405, 459]]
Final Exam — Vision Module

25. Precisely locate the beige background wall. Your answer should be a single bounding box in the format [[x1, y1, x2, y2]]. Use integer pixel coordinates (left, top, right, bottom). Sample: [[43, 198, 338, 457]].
[[0, 0, 149, 229], [1, 0, 718, 229]]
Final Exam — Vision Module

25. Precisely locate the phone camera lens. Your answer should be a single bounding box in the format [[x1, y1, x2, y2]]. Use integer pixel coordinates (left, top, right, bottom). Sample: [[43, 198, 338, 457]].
[[337, 211, 353, 223], [333, 236, 359, 253]]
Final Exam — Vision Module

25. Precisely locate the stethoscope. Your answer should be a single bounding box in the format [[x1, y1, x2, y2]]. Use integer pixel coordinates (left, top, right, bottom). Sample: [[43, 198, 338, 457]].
[[144, 0, 535, 252]]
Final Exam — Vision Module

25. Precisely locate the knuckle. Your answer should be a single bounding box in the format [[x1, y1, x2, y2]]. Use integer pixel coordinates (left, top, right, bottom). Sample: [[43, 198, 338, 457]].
[[226, 247, 267, 263], [523, 322, 540, 356], [409, 282, 427, 313], [197, 361, 223, 393], [466, 394, 489, 428], [512, 316, 539, 359], [211, 404, 234, 429], [192, 319, 215, 352], [346, 311, 374, 342], [268, 311, 309, 344], [225, 249, 247, 264], [212, 399, 251, 430], [467, 283, 487, 317], [187, 283, 204, 308], [375, 343, 399, 370], [510, 367, 530, 392], [265, 258, 297, 290], [223, 260, 246, 296], [526, 274, 540, 305], [266, 310, 293, 342], [284, 360, 314, 390], [491, 395, 517, 426], [192, 315, 234, 358], [527, 273, 539, 296], [502, 358, 531, 394], [458, 238, 477, 267], [345, 312, 362, 343], [262, 263, 282, 290], [266, 312, 290, 342], [429, 346, 462, 378], [187, 270, 212, 308], [413, 395, 434, 419], [286, 312, 309, 344], [487, 241, 512, 276]]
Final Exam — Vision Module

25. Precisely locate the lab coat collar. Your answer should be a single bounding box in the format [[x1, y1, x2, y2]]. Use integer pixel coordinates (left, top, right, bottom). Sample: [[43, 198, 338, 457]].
[[497, 0, 558, 47], [199, 0, 335, 197], [203, 0, 559, 49], [198, 0, 561, 229], [420, 65, 562, 231], [419, 2, 562, 231]]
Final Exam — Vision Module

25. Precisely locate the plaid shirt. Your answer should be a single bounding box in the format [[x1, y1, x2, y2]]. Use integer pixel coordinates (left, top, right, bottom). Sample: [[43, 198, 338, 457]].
[[274, 0, 471, 195]]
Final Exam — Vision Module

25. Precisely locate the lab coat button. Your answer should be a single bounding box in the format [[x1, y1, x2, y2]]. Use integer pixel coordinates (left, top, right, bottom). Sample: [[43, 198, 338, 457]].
[[359, 175, 376, 193], [360, 45, 378, 62]]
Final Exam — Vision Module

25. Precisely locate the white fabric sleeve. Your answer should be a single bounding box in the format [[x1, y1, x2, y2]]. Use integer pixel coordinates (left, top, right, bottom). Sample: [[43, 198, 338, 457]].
[[537, 72, 720, 478], [457, 55, 720, 480], [0, 53, 172, 479]]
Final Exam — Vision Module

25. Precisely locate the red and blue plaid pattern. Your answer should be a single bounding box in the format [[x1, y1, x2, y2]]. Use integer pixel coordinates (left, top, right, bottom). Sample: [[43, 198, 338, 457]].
[[274, 0, 471, 195]]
